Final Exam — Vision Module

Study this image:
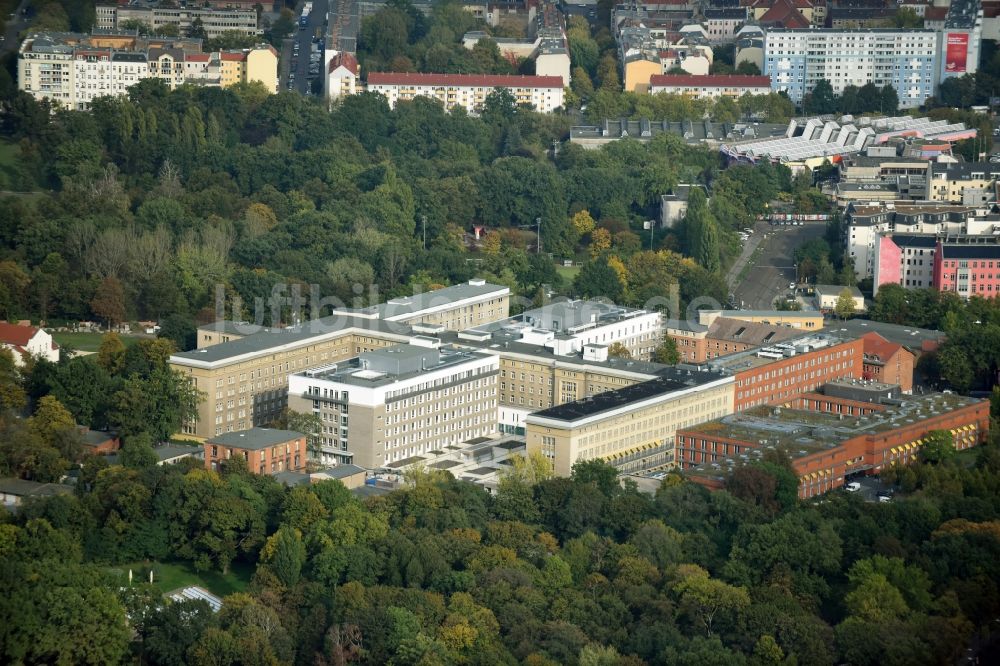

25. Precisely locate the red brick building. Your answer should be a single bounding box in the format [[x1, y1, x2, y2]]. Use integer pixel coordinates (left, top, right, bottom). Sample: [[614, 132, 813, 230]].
[[707, 334, 865, 411], [80, 428, 119, 455], [679, 391, 988, 498], [861, 332, 915, 392], [205, 428, 307, 476]]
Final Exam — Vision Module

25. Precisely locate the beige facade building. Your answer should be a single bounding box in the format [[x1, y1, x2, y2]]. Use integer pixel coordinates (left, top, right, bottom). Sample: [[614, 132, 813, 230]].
[[287, 339, 499, 468], [525, 370, 735, 476], [171, 280, 510, 440], [18, 32, 277, 109], [96, 4, 260, 40], [926, 163, 1000, 205]]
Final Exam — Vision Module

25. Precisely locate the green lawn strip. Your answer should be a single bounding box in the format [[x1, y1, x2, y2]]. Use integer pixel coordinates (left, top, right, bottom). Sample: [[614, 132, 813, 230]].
[[51, 332, 143, 353], [110, 560, 253, 597]]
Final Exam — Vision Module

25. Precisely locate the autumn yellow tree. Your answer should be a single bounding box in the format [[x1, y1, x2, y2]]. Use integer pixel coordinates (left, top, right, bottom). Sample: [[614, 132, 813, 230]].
[[570, 209, 596, 240], [590, 227, 612, 258], [481, 230, 502, 255]]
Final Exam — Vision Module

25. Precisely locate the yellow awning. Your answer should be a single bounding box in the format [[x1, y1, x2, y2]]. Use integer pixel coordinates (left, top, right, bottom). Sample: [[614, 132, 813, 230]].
[[951, 429, 958, 435]]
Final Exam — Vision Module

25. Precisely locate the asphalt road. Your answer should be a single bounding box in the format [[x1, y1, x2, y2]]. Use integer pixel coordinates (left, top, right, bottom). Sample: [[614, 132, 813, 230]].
[[3, 0, 31, 54], [730, 221, 827, 310], [281, 0, 329, 95]]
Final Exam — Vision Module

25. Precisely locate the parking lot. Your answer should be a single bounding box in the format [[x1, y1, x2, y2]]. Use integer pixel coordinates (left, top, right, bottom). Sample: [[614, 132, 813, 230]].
[[845, 474, 896, 503]]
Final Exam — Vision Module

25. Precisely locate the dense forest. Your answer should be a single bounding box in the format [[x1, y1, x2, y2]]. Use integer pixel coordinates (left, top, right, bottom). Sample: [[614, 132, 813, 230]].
[[0, 78, 799, 343], [3, 437, 1000, 664]]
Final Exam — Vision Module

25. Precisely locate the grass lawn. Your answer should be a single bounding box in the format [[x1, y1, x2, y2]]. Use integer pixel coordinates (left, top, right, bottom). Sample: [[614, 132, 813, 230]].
[[52, 331, 143, 353], [111, 560, 253, 597], [556, 265, 580, 282]]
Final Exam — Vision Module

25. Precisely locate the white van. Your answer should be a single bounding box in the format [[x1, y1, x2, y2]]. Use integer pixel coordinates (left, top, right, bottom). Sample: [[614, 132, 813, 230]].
[[845, 482, 861, 492]]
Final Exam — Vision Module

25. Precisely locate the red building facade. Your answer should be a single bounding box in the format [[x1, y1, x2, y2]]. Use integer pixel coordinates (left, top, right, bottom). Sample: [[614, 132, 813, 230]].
[[729, 337, 865, 411], [680, 394, 988, 498], [932, 242, 1000, 298]]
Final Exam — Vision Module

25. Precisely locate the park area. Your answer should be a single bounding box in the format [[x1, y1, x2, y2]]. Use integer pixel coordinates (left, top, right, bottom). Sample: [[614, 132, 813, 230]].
[[111, 560, 252, 598]]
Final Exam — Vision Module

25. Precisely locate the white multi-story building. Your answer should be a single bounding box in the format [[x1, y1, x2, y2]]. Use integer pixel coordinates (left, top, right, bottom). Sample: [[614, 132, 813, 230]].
[[96, 4, 260, 40], [365, 72, 565, 114], [759, 28, 939, 108], [324, 51, 358, 102], [18, 33, 277, 110], [288, 339, 499, 468], [843, 201, 997, 282], [460, 300, 665, 361]]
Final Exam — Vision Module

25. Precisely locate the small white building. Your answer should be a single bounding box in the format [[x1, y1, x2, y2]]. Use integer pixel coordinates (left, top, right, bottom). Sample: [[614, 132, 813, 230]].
[[814, 284, 865, 313], [660, 184, 709, 228], [0, 322, 59, 366]]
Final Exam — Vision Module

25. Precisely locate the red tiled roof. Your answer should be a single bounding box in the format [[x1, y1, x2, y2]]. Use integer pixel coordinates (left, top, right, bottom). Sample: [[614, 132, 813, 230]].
[[924, 6, 948, 19], [220, 52, 246, 62], [650, 74, 772, 88], [329, 52, 359, 75], [861, 332, 910, 361], [758, 0, 811, 27], [0, 322, 40, 347], [366, 72, 564, 88], [186, 53, 210, 62]]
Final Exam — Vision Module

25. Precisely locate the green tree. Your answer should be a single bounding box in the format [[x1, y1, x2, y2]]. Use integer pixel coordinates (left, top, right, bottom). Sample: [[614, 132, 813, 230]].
[[260, 526, 306, 587], [574, 257, 625, 302], [121, 432, 159, 469], [91, 277, 127, 329], [834, 288, 857, 320], [653, 333, 681, 364], [920, 429, 956, 464], [607, 341, 632, 359], [143, 599, 216, 666], [110, 368, 202, 442], [673, 564, 751, 637], [803, 79, 837, 115], [895, 7, 923, 28], [97, 331, 126, 373], [936, 346, 973, 392], [28, 395, 76, 447]]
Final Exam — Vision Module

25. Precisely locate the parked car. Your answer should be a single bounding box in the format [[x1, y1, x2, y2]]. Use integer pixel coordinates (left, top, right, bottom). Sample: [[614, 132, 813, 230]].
[[846, 482, 861, 492]]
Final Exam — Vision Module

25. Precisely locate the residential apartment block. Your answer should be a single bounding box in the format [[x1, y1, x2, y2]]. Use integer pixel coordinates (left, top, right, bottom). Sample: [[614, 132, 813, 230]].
[[324, 51, 358, 102], [171, 280, 510, 440], [932, 242, 1000, 298], [526, 368, 735, 476], [96, 4, 260, 40], [287, 340, 499, 468], [843, 201, 993, 281], [925, 162, 1000, 205], [680, 387, 988, 497], [648, 74, 771, 98], [365, 72, 565, 114], [204, 428, 307, 474], [702, 7, 750, 43], [758, 28, 939, 108], [18, 32, 277, 109]]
